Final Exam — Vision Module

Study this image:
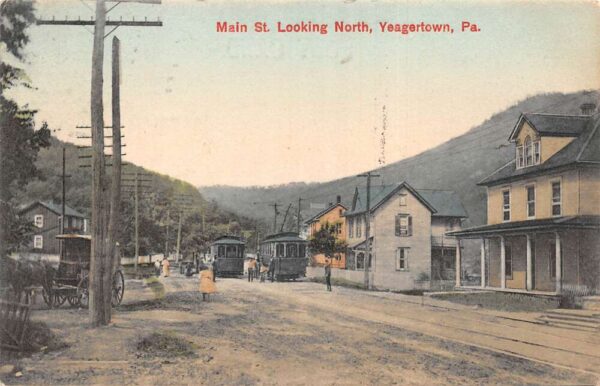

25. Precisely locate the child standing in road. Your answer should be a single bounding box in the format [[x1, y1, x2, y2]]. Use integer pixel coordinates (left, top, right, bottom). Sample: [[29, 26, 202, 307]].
[[199, 266, 217, 301]]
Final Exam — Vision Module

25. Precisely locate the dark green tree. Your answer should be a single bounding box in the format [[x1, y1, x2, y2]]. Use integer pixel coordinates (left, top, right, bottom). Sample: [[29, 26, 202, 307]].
[[1, 0, 51, 257], [308, 222, 347, 262]]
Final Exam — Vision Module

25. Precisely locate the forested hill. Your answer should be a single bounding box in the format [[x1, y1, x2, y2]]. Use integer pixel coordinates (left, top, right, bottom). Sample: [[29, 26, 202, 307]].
[[200, 90, 599, 228], [19, 138, 260, 256]]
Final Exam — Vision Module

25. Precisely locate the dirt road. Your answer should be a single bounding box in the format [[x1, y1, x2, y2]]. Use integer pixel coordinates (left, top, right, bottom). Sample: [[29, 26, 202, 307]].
[[4, 275, 599, 385]]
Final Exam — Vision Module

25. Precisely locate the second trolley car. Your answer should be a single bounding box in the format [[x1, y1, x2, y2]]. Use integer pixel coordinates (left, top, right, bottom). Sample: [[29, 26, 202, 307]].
[[211, 235, 245, 277], [259, 232, 308, 281]]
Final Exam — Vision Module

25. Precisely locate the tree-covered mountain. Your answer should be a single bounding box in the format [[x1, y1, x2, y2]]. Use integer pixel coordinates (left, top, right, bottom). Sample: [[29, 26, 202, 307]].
[[18, 137, 267, 256], [200, 90, 600, 229]]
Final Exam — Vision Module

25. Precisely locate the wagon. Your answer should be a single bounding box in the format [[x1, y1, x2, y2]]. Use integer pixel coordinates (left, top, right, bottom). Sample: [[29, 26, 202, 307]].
[[42, 234, 125, 308]]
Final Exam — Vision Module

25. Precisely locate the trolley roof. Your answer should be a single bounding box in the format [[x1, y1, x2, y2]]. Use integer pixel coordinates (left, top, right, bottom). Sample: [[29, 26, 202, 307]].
[[261, 232, 306, 243], [211, 235, 246, 246]]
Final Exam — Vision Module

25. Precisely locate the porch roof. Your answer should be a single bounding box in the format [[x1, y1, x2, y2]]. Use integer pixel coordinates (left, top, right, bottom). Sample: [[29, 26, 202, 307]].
[[446, 215, 600, 238], [347, 237, 373, 250]]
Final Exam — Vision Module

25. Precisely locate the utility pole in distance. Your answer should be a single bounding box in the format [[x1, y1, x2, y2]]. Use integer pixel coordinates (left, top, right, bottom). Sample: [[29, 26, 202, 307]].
[[357, 171, 380, 290], [37, 0, 162, 327], [269, 203, 279, 234], [296, 197, 303, 235]]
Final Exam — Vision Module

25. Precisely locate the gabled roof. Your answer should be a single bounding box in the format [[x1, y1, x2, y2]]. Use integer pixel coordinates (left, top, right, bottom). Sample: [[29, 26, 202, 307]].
[[303, 203, 347, 225], [480, 113, 600, 186], [344, 181, 466, 218], [509, 113, 591, 141], [415, 190, 468, 218], [19, 201, 86, 218]]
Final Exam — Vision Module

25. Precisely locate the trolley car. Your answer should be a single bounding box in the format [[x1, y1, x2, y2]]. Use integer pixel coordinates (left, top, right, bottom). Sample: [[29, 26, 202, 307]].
[[259, 232, 308, 281], [42, 234, 125, 308], [211, 235, 245, 277]]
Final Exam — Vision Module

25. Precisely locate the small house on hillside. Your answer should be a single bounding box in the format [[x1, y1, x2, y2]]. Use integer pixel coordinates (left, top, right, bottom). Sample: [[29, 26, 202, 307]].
[[342, 181, 467, 291], [449, 106, 600, 295], [18, 201, 87, 257], [305, 196, 347, 268]]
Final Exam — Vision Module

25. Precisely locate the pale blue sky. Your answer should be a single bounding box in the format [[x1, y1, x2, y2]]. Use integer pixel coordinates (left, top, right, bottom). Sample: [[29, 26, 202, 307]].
[[8, 0, 600, 186]]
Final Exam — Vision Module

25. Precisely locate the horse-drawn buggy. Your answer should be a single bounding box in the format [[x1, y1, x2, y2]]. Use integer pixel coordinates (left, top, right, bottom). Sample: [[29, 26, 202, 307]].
[[259, 232, 308, 281], [42, 234, 125, 308]]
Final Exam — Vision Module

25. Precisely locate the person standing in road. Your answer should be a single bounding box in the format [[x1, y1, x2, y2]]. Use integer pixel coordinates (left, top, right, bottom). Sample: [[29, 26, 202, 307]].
[[325, 259, 332, 291], [199, 265, 216, 301], [247, 258, 256, 282], [154, 259, 161, 277], [162, 258, 170, 278]]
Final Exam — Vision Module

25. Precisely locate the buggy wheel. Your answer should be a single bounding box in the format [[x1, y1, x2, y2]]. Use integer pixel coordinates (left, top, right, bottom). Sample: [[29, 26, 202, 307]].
[[54, 292, 67, 307], [76, 277, 89, 308], [42, 287, 54, 308], [67, 295, 81, 307], [111, 270, 125, 307]]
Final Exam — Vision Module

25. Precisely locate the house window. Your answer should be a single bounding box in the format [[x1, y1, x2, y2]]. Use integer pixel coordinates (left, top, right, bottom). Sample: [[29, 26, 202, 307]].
[[534, 141, 541, 164], [526, 185, 535, 218], [356, 252, 365, 270], [395, 215, 412, 236], [34, 235, 43, 249], [356, 217, 362, 238], [34, 214, 44, 228], [502, 190, 510, 222], [524, 136, 533, 166], [552, 181, 561, 216], [355, 252, 371, 270], [505, 245, 512, 279], [348, 218, 354, 239], [276, 243, 285, 257], [396, 248, 409, 271], [516, 146, 524, 169], [399, 194, 407, 206], [335, 223, 342, 235]]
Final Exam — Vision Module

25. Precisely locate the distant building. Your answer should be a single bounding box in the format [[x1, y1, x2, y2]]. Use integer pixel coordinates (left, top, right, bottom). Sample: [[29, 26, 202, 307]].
[[18, 201, 87, 256], [343, 181, 467, 291], [305, 196, 347, 268], [449, 107, 600, 294]]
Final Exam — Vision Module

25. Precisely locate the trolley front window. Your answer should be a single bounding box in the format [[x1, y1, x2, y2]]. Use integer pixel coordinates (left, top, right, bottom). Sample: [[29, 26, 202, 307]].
[[276, 243, 285, 257], [226, 245, 237, 258], [298, 244, 306, 258], [218, 245, 225, 257], [286, 243, 297, 258]]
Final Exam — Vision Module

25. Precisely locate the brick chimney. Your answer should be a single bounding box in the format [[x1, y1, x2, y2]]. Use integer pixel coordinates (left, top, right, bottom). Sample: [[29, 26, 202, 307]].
[[580, 103, 597, 115], [336, 195, 341, 204]]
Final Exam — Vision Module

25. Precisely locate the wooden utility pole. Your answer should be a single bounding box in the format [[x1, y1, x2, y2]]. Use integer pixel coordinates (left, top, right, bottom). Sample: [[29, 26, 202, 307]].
[[165, 207, 170, 258], [357, 171, 380, 290], [280, 203, 292, 232], [134, 171, 139, 273], [108, 36, 122, 276], [296, 197, 303, 235], [37, 0, 162, 327], [88, 0, 111, 326], [175, 209, 183, 262], [269, 203, 279, 234]]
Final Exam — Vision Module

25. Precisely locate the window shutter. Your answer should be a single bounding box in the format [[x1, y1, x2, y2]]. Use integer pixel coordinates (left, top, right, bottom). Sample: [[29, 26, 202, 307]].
[[395, 215, 400, 236], [408, 216, 413, 236]]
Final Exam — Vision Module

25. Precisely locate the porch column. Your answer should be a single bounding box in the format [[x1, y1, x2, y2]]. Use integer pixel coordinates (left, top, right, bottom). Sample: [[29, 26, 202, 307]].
[[526, 234, 533, 291], [500, 236, 506, 289], [480, 238, 486, 288], [555, 232, 562, 293], [455, 239, 461, 287]]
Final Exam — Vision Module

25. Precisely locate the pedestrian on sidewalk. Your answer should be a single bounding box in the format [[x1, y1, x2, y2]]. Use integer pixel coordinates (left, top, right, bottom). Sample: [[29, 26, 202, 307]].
[[325, 259, 332, 291], [199, 265, 216, 301], [162, 258, 170, 278]]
